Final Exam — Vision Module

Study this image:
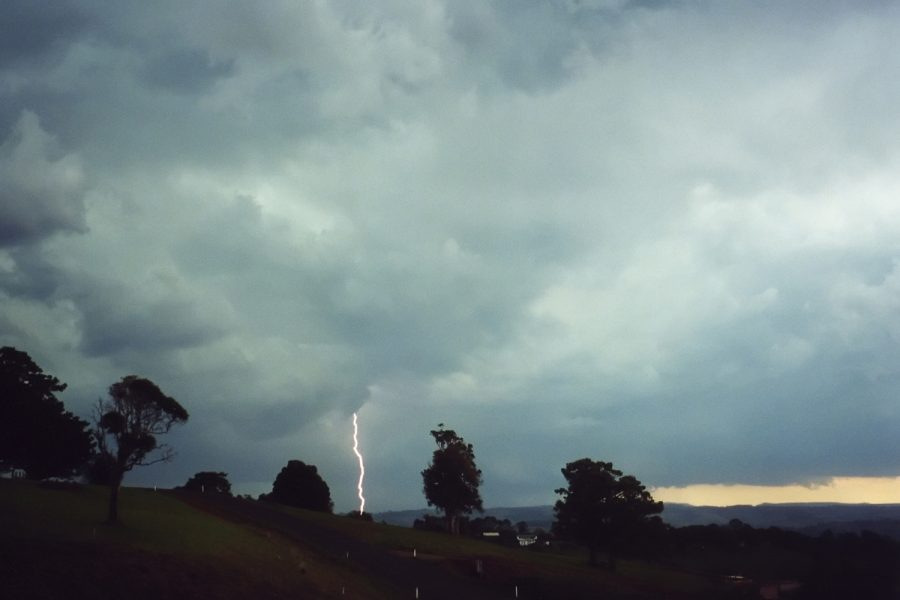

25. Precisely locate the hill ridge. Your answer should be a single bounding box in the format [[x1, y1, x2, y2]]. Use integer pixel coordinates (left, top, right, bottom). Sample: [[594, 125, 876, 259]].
[[374, 502, 900, 539]]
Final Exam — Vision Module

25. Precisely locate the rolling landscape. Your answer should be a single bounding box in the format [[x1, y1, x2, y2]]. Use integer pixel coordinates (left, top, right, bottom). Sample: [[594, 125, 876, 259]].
[[6, 2, 900, 599], [4, 478, 900, 599], [376, 503, 900, 540], [0, 479, 723, 600]]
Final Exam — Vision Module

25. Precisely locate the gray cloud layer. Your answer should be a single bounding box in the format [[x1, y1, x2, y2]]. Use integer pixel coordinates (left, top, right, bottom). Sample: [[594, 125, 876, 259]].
[[3, 0, 900, 510]]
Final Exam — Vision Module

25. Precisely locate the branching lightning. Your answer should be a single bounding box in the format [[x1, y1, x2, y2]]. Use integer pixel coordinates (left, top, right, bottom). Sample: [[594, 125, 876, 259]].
[[352, 412, 366, 514]]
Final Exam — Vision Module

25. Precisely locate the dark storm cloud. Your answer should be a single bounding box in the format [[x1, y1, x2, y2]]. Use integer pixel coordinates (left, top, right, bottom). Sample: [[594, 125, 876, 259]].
[[0, 1, 90, 68], [76, 281, 230, 357], [5, 0, 900, 509], [0, 111, 86, 247], [0, 246, 66, 301]]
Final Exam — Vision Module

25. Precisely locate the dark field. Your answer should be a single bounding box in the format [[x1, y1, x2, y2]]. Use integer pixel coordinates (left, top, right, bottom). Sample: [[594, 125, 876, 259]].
[[3, 479, 899, 599]]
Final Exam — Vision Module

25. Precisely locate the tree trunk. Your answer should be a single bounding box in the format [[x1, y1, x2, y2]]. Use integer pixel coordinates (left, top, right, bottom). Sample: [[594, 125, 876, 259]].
[[444, 511, 462, 534], [107, 472, 123, 523]]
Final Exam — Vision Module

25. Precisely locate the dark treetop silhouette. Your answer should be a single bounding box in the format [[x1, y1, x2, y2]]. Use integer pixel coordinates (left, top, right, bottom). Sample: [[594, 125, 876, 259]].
[[554, 458, 663, 569], [421, 423, 483, 534], [180, 471, 232, 495], [261, 460, 334, 513], [0, 346, 93, 479], [94, 375, 188, 523]]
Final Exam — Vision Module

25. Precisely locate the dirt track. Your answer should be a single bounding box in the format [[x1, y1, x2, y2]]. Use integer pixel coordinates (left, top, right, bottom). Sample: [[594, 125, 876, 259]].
[[172, 492, 516, 600]]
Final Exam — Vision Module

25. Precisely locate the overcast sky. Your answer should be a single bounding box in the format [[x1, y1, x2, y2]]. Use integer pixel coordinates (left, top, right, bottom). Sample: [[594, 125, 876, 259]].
[[3, 0, 900, 512]]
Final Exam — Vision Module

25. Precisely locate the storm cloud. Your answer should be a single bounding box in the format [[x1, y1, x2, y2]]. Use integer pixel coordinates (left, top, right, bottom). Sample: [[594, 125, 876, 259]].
[[3, 0, 900, 510]]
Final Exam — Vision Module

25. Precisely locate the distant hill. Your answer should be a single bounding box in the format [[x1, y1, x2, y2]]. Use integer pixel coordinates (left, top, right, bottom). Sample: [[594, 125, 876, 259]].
[[375, 503, 900, 540], [661, 503, 900, 538]]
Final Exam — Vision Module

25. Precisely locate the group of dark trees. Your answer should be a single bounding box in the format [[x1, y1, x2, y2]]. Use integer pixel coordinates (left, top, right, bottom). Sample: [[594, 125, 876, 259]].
[[3, 343, 663, 567], [419, 422, 663, 569], [419, 425, 900, 595], [1, 346, 190, 523], [177, 462, 335, 514], [0, 347, 93, 479], [3, 346, 337, 524]]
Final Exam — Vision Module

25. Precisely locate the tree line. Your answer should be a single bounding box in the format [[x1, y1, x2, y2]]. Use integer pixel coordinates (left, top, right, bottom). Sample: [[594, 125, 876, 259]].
[[419, 423, 663, 569], [0, 345, 662, 562], [0, 346, 339, 521], [0, 347, 816, 580], [1, 347, 190, 523], [10, 344, 896, 595]]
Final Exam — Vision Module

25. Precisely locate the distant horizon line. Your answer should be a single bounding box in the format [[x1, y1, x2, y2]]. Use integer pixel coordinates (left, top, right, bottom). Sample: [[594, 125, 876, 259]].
[[370, 499, 900, 515]]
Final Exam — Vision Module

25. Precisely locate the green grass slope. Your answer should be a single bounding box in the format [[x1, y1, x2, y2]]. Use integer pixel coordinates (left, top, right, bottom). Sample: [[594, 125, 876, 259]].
[[0, 480, 379, 599], [186, 494, 728, 599], [1, 480, 739, 599]]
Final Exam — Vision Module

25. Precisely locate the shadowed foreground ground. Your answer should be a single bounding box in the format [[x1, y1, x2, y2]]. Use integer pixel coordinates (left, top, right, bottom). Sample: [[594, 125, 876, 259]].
[[177, 491, 512, 599], [1, 480, 725, 599]]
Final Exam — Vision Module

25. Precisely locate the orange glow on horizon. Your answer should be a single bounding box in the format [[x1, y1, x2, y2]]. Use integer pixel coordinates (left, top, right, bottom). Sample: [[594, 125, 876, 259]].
[[652, 477, 900, 506]]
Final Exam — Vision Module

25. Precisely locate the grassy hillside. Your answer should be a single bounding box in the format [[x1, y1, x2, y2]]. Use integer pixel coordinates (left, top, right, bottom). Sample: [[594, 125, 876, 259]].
[[1, 479, 742, 599], [0, 479, 380, 599]]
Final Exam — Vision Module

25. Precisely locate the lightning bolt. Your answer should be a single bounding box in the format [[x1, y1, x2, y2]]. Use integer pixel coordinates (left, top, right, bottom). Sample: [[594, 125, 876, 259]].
[[352, 412, 366, 514]]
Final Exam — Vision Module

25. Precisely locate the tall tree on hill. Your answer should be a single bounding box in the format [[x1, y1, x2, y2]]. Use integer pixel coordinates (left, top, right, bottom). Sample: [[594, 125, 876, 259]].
[[421, 424, 483, 534], [262, 460, 333, 512], [94, 376, 188, 523], [554, 458, 663, 569], [0, 346, 93, 478]]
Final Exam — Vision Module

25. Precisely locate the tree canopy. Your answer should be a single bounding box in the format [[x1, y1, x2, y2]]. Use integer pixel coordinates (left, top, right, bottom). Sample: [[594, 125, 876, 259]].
[[262, 460, 333, 513], [0, 346, 93, 478], [421, 424, 483, 534], [554, 458, 663, 568], [94, 375, 188, 522], [180, 471, 232, 495]]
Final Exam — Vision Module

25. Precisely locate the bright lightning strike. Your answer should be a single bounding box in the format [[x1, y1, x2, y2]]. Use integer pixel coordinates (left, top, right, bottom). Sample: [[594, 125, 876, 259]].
[[352, 412, 366, 514]]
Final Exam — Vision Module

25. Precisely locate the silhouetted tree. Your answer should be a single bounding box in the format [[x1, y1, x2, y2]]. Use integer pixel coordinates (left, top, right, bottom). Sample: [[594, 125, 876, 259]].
[[344, 510, 373, 521], [421, 424, 483, 534], [261, 460, 333, 513], [554, 458, 663, 569], [180, 471, 232, 495], [93, 376, 188, 523], [0, 346, 93, 478]]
